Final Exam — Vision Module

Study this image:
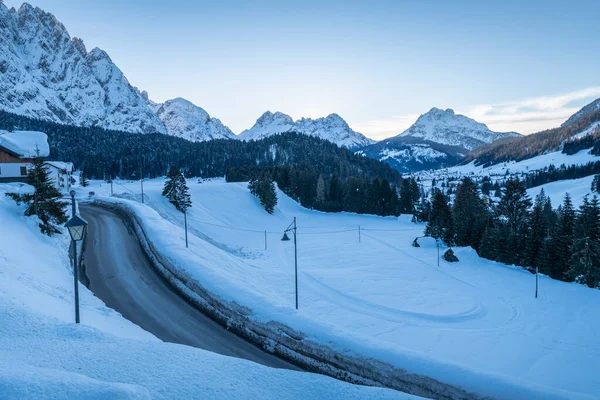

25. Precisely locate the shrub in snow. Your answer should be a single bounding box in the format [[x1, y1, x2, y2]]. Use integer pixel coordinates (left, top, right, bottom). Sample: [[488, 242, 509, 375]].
[[442, 249, 459, 262]]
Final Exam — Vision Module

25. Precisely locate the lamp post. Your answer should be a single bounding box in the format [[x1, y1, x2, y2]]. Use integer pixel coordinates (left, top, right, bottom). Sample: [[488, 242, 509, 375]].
[[140, 160, 145, 204], [281, 217, 298, 310], [184, 209, 188, 248], [65, 203, 88, 324], [535, 266, 539, 299]]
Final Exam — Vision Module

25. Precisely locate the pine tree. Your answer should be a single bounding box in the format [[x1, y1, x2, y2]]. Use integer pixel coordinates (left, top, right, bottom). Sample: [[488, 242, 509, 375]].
[[6, 153, 68, 236], [425, 188, 454, 245], [162, 165, 192, 213], [540, 193, 575, 280], [316, 174, 326, 203], [453, 177, 488, 249], [524, 199, 546, 268], [592, 174, 600, 194], [496, 177, 531, 264], [79, 171, 89, 187], [568, 196, 600, 288], [249, 174, 277, 214], [478, 225, 499, 260], [414, 198, 431, 223]]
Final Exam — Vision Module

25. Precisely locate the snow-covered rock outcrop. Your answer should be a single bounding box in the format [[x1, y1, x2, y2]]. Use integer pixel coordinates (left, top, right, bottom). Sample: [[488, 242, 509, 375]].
[[153, 98, 235, 142], [239, 111, 375, 149]]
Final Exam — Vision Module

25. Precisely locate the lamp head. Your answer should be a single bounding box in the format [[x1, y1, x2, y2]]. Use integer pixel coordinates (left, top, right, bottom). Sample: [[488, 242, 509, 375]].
[[65, 215, 88, 241]]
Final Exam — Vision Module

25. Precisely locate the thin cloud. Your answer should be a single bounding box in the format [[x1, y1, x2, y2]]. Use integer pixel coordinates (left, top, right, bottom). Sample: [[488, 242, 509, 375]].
[[464, 86, 600, 133], [352, 86, 600, 140]]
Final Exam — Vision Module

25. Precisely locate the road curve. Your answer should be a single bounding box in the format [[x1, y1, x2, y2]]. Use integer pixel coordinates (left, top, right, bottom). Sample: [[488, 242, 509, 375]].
[[80, 204, 299, 370]]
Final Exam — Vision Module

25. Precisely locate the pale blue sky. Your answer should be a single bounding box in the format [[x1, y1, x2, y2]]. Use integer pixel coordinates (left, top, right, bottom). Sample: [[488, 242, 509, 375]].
[[6, 0, 600, 138]]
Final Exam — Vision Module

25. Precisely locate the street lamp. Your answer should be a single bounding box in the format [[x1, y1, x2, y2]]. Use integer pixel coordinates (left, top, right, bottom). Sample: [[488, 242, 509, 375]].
[[65, 213, 88, 324], [281, 217, 298, 310]]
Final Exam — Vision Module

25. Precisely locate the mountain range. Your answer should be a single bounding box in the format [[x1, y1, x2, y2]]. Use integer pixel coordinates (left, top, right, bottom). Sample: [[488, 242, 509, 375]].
[[239, 111, 375, 149], [1, 2, 598, 173]]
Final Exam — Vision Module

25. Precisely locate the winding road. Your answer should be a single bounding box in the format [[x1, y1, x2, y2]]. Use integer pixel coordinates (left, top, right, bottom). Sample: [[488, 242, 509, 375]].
[[80, 204, 298, 370]]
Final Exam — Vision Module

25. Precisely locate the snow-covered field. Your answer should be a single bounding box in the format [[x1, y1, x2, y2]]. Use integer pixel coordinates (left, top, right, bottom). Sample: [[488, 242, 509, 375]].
[[0, 182, 417, 400], [447, 148, 600, 177], [527, 175, 596, 208], [81, 178, 600, 400]]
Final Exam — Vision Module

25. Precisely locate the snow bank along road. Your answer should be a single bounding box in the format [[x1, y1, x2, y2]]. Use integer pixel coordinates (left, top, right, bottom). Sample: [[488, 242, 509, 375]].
[[80, 204, 298, 370]]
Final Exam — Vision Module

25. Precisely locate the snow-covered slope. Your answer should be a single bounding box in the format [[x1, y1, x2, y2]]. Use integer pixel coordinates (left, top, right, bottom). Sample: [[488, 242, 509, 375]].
[[0, 3, 165, 134], [360, 107, 521, 173], [0, 183, 412, 400], [83, 178, 600, 400], [153, 98, 235, 142], [239, 111, 375, 149], [562, 97, 600, 127]]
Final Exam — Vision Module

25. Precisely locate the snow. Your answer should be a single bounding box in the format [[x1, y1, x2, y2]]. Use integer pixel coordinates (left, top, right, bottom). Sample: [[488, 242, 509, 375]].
[[572, 121, 600, 139], [44, 161, 74, 172], [0, 130, 49, 157], [83, 178, 600, 400], [445, 148, 600, 176], [0, 182, 417, 399], [379, 146, 447, 163], [239, 111, 375, 149], [527, 175, 597, 208]]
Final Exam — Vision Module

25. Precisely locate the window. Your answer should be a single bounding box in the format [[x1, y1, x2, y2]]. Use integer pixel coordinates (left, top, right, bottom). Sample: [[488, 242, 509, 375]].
[[20, 166, 27, 176]]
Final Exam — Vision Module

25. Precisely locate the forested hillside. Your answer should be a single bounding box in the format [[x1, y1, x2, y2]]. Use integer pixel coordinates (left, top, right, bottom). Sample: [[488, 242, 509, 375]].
[[0, 109, 413, 216], [465, 108, 600, 167]]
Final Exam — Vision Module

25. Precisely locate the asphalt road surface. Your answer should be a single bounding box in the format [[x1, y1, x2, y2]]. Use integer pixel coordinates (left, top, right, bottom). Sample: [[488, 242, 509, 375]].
[[80, 204, 298, 370]]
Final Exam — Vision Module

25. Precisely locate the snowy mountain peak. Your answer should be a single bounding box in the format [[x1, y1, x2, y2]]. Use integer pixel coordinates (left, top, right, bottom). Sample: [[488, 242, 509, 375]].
[[255, 111, 294, 127], [427, 107, 455, 116], [400, 106, 518, 150], [0, 4, 166, 134], [240, 111, 374, 149], [154, 98, 235, 142], [360, 107, 521, 173]]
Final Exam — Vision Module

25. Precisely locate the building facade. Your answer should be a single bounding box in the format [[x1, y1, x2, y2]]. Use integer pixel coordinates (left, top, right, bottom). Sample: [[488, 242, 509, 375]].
[[0, 143, 36, 183], [43, 161, 74, 191]]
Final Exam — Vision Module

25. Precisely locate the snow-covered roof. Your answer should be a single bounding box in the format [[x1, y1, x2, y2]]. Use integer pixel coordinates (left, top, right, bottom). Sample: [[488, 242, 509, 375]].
[[0, 130, 50, 158], [44, 161, 73, 172]]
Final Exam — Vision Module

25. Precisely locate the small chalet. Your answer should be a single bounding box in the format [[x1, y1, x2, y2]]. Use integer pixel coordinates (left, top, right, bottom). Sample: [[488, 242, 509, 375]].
[[44, 161, 74, 191], [0, 130, 50, 183]]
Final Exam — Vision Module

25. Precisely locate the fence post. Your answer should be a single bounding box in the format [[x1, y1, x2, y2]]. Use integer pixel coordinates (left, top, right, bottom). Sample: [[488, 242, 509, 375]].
[[359, 226, 361, 243], [265, 230, 267, 250]]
